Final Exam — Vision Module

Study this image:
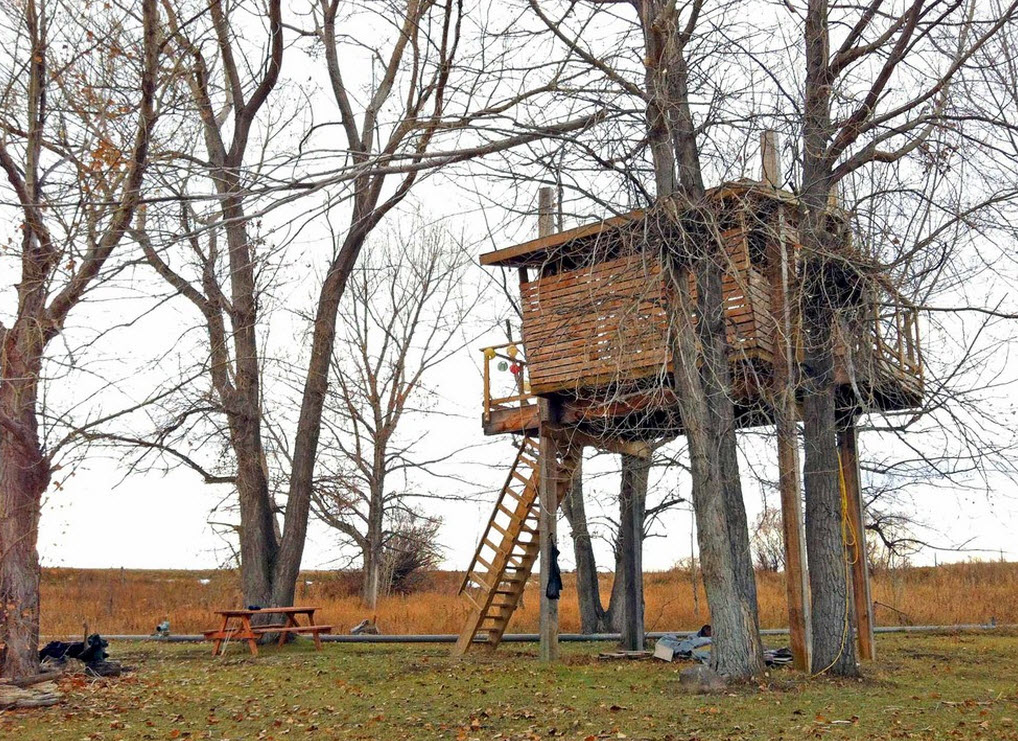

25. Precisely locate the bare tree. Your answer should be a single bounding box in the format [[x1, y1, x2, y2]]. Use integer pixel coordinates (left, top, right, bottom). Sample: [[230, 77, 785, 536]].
[[519, 0, 766, 677], [310, 224, 475, 607], [751, 507, 785, 573], [794, 0, 1018, 676], [0, 0, 159, 678], [119, 0, 600, 616]]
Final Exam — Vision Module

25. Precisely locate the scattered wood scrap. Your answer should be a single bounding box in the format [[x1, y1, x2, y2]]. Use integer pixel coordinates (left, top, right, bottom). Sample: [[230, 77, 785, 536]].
[[597, 650, 652, 660], [0, 670, 63, 709]]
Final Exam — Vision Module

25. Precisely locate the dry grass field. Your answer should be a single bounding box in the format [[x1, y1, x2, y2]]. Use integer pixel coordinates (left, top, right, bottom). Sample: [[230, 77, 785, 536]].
[[39, 560, 1017, 637], [5, 632, 1018, 740]]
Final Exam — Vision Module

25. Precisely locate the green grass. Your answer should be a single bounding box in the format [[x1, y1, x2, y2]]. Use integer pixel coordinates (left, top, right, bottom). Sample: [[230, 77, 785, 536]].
[[4, 632, 1018, 740]]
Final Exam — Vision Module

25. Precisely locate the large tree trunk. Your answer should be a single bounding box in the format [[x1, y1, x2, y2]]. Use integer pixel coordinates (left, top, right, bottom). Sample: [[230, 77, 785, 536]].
[[637, 0, 764, 677], [560, 459, 612, 633], [217, 190, 278, 612], [273, 223, 380, 609], [698, 254, 761, 629], [668, 255, 765, 678], [0, 375, 48, 680], [801, 259, 859, 677], [799, 0, 859, 678]]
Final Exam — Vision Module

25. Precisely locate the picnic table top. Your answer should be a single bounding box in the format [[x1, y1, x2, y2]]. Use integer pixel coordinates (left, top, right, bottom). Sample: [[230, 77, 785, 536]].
[[215, 606, 320, 617]]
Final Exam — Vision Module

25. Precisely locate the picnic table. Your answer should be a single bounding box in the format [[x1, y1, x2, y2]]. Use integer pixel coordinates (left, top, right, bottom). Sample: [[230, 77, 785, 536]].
[[203, 607, 332, 656]]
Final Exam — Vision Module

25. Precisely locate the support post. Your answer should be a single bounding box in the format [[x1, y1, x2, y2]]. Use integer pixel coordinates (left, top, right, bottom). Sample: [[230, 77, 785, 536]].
[[619, 452, 649, 652], [761, 129, 782, 187], [538, 425, 560, 662], [768, 199, 812, 671], [776, 414, 811, 671], [536, 185, 560, 663], [837, 419, 875, 661]]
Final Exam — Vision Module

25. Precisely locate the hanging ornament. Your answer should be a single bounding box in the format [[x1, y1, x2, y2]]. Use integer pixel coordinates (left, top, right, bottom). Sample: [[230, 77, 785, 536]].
[[507, 344, 519, 359], [483, 347, 496, 360], [497, 360, 509, 372], [510, 362, 522, 376]]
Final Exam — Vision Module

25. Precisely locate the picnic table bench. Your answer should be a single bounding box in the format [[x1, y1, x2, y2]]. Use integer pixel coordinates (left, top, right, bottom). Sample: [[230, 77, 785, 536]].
[[203, 607, 332, 656]]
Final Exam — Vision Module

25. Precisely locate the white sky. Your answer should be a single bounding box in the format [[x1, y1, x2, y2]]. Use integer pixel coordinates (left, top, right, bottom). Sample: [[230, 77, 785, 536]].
[[15, 0, 1018, 575]]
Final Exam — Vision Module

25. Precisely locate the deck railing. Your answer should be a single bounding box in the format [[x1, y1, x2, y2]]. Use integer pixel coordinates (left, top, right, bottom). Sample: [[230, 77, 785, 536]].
[[831, 290, 923, 393], [481, 342, 535, 422], [870, 299, 922, 382]]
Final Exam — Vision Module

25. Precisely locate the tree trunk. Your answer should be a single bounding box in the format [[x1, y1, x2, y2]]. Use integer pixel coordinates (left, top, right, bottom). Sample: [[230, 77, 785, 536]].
[[362, 481, 385, 608], [801, 296, 859, 677], [0, 342, 48, 680], [666, 255, 765, 679], [616, 453, 647, 650], [798, 0, 859, 677], [698, 254, 761, 628], [274, 224, 378, 609], [637, 0, 763, 678], [217, 194, 277, 612], [560, 458, 611, 633]]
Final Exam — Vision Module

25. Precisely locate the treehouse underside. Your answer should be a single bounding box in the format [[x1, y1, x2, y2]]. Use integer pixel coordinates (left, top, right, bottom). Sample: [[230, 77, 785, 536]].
[[482, 356, 923, 441]]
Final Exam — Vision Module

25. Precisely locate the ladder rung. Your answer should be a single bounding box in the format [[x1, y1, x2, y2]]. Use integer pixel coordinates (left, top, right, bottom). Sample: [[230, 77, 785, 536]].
[[497, 503, 520, 519], [468, 572, 491, 591], [502, 487, 527, 504], [511, 470, 532, 485]]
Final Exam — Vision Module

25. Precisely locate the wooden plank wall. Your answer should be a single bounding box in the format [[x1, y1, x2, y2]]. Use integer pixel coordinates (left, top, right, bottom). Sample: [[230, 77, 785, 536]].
[[521, 253, 670, 395], [521, 229, 775, 396]]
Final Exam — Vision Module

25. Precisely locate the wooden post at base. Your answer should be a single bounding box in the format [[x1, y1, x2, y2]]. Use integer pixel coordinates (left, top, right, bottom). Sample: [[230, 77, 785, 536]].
[[838, 420, 876, 661], [538, 424, 560, 663], [764, 170, 812, 672], [776, 411, 812, 671], [619, 452, 650, 652]]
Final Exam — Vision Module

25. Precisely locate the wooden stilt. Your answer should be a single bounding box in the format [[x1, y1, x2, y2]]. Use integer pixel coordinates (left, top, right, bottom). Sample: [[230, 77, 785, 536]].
[[838, 420, 876, 661], [619, 452, 649, 652], [767, 190, 812, 671], [538, 425, 560, 663], [537, 185, 560, 664], [776, 409, 812, 671]]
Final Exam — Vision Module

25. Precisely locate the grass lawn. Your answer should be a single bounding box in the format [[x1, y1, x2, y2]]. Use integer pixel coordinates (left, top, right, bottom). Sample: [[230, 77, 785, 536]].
[[4, 631, 1017, 740]]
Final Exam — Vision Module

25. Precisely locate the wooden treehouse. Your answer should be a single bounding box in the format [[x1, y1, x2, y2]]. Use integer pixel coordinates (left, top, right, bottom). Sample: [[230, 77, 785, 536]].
[[453, 140, 923, 667]]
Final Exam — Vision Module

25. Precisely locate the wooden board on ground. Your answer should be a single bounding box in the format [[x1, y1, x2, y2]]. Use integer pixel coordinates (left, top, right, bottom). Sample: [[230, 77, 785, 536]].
[[597, 650, 653, 660]]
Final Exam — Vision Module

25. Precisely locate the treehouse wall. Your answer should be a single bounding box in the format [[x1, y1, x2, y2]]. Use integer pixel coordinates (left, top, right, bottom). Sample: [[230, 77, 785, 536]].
[[519, 227, 775, 397]]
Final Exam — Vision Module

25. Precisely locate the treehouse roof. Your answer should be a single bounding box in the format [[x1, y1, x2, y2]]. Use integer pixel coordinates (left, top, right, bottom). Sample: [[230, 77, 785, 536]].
[[480, 180, 800, 269]]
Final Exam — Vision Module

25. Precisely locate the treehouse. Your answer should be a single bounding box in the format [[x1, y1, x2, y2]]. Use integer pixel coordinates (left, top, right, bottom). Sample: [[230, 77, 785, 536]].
[[477, 181, 921, 441], [454, 139, 923, 668]]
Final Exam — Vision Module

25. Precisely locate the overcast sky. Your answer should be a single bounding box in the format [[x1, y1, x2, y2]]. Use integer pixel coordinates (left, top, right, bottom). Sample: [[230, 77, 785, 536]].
[[16, 0, 1018, 576]]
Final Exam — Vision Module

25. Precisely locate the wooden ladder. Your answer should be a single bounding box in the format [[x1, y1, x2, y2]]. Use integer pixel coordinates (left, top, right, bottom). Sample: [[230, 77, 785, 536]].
[[453, 435, 542, 655]]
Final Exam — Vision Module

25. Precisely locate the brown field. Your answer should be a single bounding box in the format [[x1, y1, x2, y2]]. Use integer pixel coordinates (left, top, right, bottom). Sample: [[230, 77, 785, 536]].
[[40, 560, 1018, 638]]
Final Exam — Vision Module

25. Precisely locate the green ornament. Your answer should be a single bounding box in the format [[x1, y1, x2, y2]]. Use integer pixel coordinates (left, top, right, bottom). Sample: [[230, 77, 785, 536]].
[[497, 361, 509, 372]]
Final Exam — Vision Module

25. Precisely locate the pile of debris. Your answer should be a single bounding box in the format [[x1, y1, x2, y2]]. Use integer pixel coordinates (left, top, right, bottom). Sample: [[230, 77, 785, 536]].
[[653, 625, 794, 669], [0, 670, 63, 710]]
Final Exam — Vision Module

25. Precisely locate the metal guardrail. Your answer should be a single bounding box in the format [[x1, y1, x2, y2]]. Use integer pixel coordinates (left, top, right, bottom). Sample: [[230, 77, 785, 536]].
[[70, 623, 1010, 644]]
